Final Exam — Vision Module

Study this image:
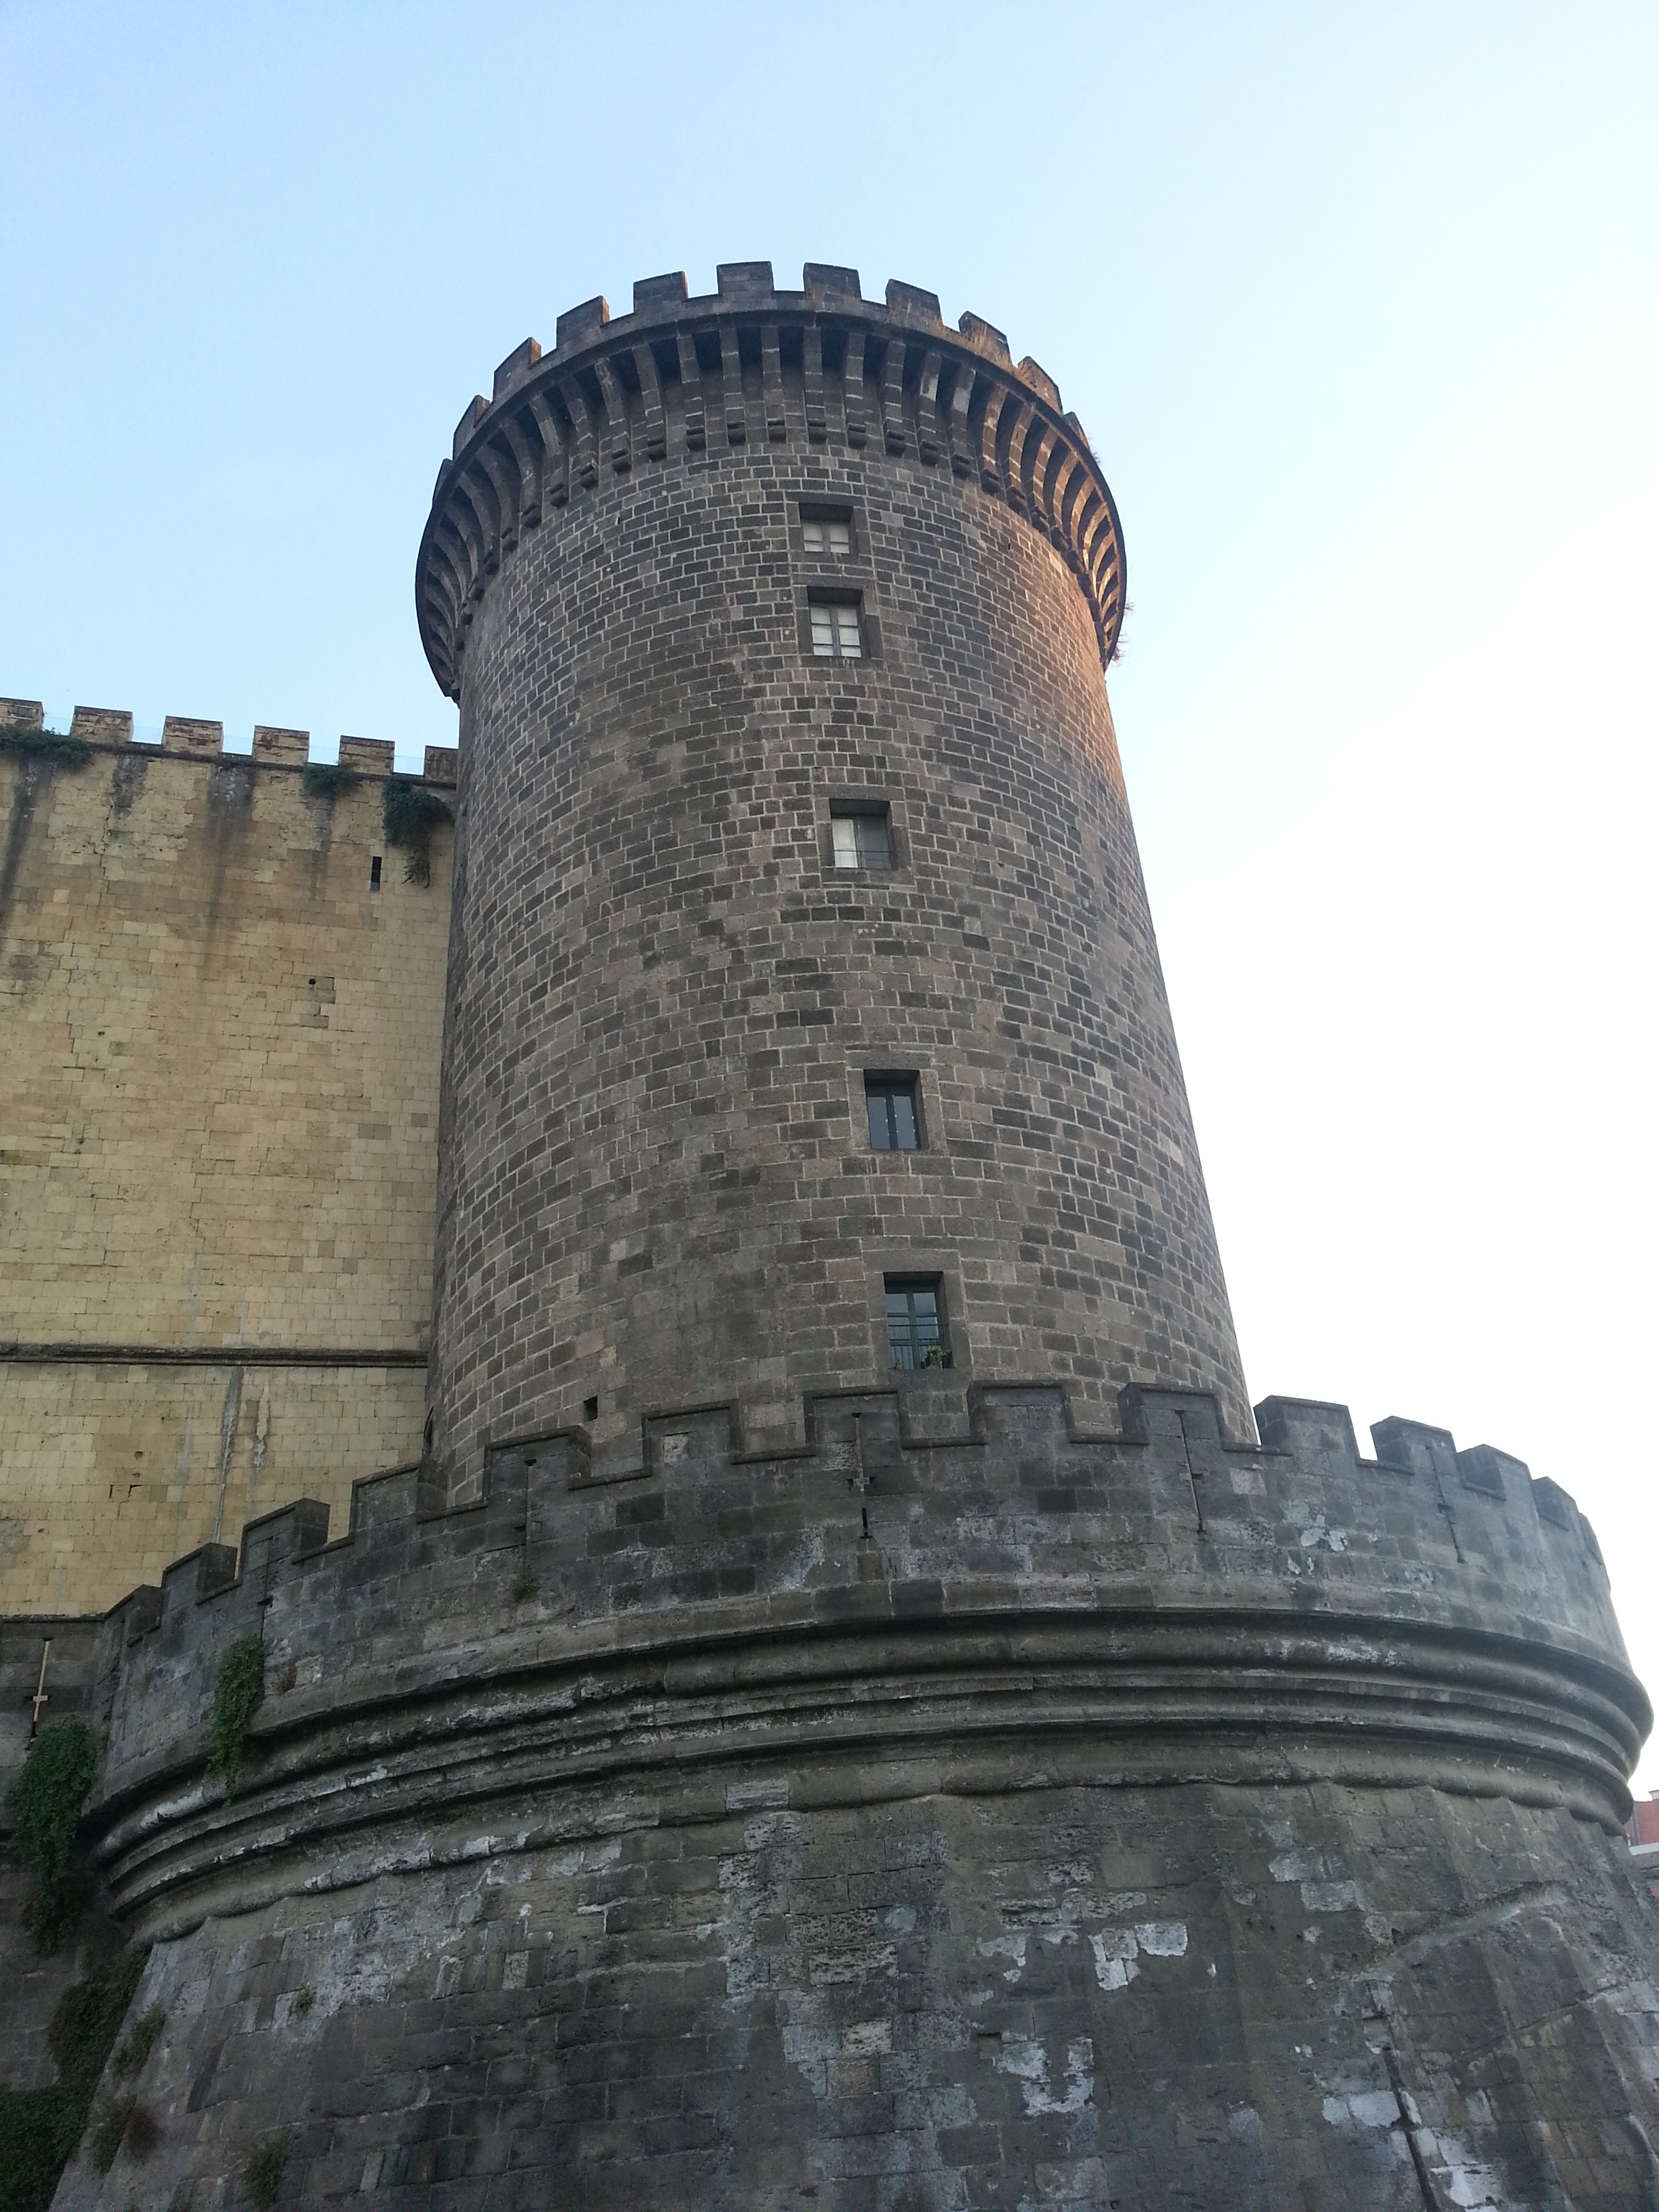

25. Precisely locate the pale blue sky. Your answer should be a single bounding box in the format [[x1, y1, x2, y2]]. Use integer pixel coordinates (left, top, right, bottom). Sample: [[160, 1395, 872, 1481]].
[[4, 3, 1657, 1776]]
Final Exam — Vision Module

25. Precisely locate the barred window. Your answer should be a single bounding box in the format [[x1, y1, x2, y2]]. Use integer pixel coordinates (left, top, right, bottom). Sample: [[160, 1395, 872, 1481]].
[[810, 596, 863, 659], [885, 1277, 951, 1372]]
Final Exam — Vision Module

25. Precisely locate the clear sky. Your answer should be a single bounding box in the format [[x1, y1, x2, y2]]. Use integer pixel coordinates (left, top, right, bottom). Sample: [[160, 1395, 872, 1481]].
[[4, 5, 1656, 1781]]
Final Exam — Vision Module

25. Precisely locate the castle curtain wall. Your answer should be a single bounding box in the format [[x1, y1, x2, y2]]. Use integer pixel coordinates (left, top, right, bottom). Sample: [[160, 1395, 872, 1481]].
[[0, 739, 449, 1611]]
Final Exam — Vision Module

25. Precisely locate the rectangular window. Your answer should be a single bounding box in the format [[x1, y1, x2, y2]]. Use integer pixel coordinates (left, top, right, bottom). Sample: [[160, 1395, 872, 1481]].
[[831, 808, 891, 870], [809, 596, 863, 659], [865, 1075, 921, 1151], [885, 1276, 951, 1372], [802, 515, 852, 558]]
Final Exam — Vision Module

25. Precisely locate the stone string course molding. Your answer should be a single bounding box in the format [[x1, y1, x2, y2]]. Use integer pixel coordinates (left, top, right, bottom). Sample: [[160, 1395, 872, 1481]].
[[1, 695, 457, 785], [415, 264, 1127, 699], [82, 1382, 1645, 1942]]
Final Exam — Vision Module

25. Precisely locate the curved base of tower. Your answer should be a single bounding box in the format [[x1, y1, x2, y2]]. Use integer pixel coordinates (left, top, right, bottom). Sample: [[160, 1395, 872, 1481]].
[[47, 1383, 1659, 2209]]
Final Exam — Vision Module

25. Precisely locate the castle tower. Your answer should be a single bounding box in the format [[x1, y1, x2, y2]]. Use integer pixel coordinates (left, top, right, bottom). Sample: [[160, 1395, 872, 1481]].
[[416, 263, 1250, 1493], [43, 268, 1656, 2209]]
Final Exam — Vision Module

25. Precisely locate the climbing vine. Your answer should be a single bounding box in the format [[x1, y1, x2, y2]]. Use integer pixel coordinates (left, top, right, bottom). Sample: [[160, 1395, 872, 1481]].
[[0, 1945, 149, 2209], [5, 1717, 98, 1942], [247, 2128, 290, 2209], [382, 776, 453, 886], [300, 761, 358, 801], [205, 1635, 266, 1795], [0, 722, 94, 771]]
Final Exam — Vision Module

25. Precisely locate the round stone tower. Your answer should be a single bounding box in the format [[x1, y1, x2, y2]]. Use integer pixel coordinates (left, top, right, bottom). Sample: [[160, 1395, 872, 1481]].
[[416, 261, 1250, 1493], [62, 266, 1655, 2211]]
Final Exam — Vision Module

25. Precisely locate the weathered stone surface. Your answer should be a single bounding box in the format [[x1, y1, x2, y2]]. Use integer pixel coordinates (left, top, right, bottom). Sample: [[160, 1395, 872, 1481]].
[[53, 1780, 1659, 2211], [424, 269, 1247, 1496], [5, 264, 1656, 2208], [25, 1390, 1649, 2205], [0, 743, 453, 1610]]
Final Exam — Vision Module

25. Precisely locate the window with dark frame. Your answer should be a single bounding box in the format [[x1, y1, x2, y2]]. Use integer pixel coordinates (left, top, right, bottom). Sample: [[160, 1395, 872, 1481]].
[[831, 807, 891, 869], [802, 514, 852, 558], [885, 1276, 951, 1371], [865, 1075, 921, 1152], [809, 595, 863, 659]]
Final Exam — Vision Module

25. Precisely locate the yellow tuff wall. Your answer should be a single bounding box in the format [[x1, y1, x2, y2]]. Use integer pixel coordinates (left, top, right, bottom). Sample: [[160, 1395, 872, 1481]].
[[0, 735, 451, 1612]]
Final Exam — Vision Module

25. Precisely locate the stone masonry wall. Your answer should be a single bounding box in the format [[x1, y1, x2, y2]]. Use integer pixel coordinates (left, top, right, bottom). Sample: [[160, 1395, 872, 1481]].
[[0, 720, 452, 1611], [52, 1780, 1659, 2212], [428, 271, 1251, 1494], [36, 1387, 1659, 2209]]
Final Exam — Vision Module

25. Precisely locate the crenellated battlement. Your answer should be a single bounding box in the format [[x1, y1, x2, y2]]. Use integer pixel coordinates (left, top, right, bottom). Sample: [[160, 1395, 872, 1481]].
[[77, 1378, 1647, 1940], [93, 1381, 1626, 1717], [415, 262, 1127, 699], [1, 696, 456, 785]]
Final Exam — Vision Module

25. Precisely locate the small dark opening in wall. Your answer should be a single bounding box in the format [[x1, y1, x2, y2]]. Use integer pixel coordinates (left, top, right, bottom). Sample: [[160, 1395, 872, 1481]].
[[583, 1395, 599, 1423], [424, 1412, 435, 1451], [308, 977, 316, 987], [370, 855, 382, 890]]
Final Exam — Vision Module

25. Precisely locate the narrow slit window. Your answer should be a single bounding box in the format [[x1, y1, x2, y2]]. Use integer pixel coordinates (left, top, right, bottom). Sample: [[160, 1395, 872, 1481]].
[[866, 1075, 921, 1151], [802, 516, 852, 558], [885, 1276, 951, 1372], [809, 596, 863, 659], [370, 855, 382, 890], [830, 808, 891, 870]]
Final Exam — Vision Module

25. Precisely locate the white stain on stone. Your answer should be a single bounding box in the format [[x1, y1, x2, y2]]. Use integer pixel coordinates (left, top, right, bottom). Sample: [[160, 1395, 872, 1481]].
[[1090, 1933, 1138, 1992], [995, 2034, 1094, 2115], [1298, 1515, 1348, 1553], [1431, 2142, 1509, 2207], [1270, 1851, 1358, 1913], [1090, 1921, 1187, 1989], [1323, 2085, 1515, 2207], [724, 1776, 788, 1813], [1322, 2087, 1399, 2128], [773, 1525, 827, 1592], [977, 1933, 1027, 1983]]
